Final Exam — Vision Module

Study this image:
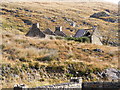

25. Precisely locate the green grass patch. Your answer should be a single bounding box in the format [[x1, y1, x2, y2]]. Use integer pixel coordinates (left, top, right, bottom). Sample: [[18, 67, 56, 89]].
[[65, 37, 90, 43]]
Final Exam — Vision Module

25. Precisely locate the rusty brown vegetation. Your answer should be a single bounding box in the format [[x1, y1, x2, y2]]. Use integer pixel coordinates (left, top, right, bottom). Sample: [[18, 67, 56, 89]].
[[0, 1, 119, 88]]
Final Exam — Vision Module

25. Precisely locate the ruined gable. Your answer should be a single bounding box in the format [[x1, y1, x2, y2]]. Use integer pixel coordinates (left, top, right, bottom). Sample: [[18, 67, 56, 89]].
[[73, 27, 103, 45], [54, 26, 67, 37], [91, 28, 103, 45], [25, 23, 45, 38]]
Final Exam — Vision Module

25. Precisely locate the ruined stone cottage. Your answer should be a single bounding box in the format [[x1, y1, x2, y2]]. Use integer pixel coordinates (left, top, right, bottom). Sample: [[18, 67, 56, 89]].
[[74, 26, 103, 45], [43, 28, 56, 35], [25, 23, 102, 45], [25, 23, 45, 38], [54, 26, 67, 37]]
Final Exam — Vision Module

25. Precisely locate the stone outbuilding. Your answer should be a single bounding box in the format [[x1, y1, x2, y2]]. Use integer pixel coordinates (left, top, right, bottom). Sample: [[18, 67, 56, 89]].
[[25, 23, 45, 38], [74, 26, 103, 45], [54, 26, 67, 37], [43, 28, 56, 35]]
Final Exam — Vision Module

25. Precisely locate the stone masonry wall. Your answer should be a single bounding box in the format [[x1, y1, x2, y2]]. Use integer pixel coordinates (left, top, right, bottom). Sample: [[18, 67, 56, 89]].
[[83, 82, 120, 88]]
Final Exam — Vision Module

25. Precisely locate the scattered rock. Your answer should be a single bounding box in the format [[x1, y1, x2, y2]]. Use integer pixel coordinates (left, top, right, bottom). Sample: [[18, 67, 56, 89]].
[[1, 8, 17, 13], [82, 49, 91, 52], [92, 49, 104, 53], [51, 19, 56, 22], [108, 41, 120, 46], [105, 9, 111, 13], [47, 17, 51, 20], [22, 19, 32, 25], [66, 28, 70, 30], [19, 58, 27, 62], [83, 22, 91, 25], [24, 9, 32, 12], [66, 28, 73, 32], [63, 17, 71, 22], [100, 68, 120, 81], [17, 7, 23, 10], [34, 11, 42, 14], [14, 15, 20, 17]]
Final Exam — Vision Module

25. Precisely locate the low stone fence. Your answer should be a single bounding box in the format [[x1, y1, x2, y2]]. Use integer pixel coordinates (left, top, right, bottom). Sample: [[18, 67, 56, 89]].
[[36, 77, 82, 89], [13, 83, 82, 90], [14, 77, 82, 90], [13, 77, 120, 90], [83, 82, 120, 88], [36, 82, 82, 88]]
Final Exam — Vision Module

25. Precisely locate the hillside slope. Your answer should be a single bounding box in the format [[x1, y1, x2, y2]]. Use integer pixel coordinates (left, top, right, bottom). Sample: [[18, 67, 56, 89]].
[[0, 2, 119, 88]]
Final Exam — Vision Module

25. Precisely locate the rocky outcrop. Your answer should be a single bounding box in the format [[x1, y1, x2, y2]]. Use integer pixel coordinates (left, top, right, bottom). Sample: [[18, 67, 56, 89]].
[[90, 11, 117, 23], [99, 68, 120, 81], [90, 11, 110, 18]]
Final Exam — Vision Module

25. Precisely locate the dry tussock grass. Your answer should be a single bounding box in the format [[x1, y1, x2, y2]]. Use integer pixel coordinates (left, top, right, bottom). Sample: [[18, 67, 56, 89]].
[[1, 31, 118, 88], [1, 2, 119, 88], [2, 30, 118, 67], [0, 2, 118, 37]]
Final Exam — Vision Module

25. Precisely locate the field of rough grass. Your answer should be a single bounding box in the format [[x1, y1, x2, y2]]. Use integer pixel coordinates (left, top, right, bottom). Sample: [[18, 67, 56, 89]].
[[0, 1, 119, 88]]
